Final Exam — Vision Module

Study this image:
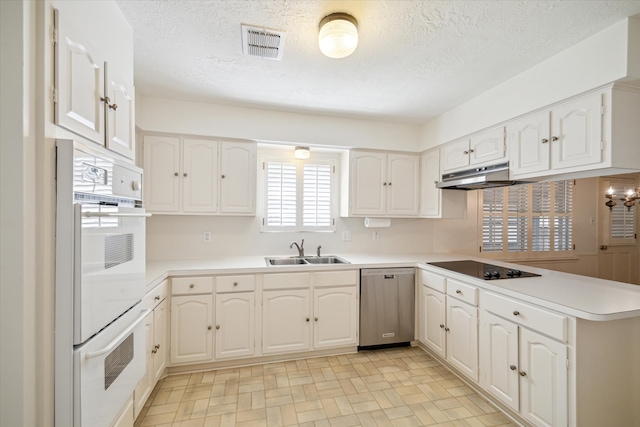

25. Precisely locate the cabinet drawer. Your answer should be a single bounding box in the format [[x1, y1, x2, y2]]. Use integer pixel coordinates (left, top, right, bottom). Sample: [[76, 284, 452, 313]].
[[142, 279, 168, 311], [314, 270, 358, 287], [484, 292, 567, 341], [446, 278, 478, 306], [421, 269, 446, 293], [216, 275, 255, 293], [263, 272, 311, 290], [172, 276, 214, 295]]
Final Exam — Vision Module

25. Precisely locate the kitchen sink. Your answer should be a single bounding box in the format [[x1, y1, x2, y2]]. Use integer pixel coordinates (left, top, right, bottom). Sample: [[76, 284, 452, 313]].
[[265, 256, 350, 266]]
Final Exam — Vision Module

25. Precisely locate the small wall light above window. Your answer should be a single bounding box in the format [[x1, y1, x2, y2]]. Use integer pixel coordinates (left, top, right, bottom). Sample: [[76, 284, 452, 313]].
[[294, 146, 311, 159], [605, 186, 640, 211], [318, 13, 358, 59]]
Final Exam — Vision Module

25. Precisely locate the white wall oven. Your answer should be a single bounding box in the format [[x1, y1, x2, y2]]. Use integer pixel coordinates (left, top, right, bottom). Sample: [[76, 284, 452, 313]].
[[55, 139, 149, 427]]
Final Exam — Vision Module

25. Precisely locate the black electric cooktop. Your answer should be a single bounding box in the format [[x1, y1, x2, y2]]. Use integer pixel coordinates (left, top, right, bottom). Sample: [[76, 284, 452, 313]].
[[428, 260, 540, 280]]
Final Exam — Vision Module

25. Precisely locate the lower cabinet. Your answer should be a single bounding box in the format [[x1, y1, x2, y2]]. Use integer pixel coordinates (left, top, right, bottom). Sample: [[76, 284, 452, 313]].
[[263, 288, 312, 354], [481, 309, 568, 427], [313, 286, 358, 349], [446, 297, 479, 380], [170, 294, 214, 364], [214, 275, 256, 359]]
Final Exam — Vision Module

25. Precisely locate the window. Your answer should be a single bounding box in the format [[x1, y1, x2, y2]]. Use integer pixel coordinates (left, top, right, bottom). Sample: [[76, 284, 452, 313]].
[[262, 151, 337, 232], [480, 180, 573, 259], [606, 180, 637, 245]]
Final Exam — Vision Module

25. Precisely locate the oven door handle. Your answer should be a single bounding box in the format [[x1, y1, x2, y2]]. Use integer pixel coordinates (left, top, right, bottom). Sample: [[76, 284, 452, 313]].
[[82, 212, 152, 218], [84, 309, 151, 359]]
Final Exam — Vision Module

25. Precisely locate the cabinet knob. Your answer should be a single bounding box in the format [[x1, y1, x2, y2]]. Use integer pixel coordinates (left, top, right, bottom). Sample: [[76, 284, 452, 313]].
[[513, 310, 520, 316], [551, 136, 559, 141], [306, 317, 310, 322], [541, 138, 549, 144], [216, 325, 220, 330], [469, 149, 475, 153], [383, 182, 387, 186], [190, 284, 195, 288], [154, 295, 160, 301], [444, 327, 450, 332], [434, 180, 438, 184], [510, 365, 517, 371], [100, 96, 111, 104], [221, 174, 226, 179], [519, 371, 527, 377], [388, 182, 392, 186], [207, 325, 212, 330], [455, 290, 462, 294], [151, 348, 157, 354], [155, 344, 160, 350], [439, 324, 445, 328], [183, 173, 188, 177], [174, 172, 179, 176], [233, 282, 238, 286], [109, 103, 118, 111], [314, 317, 318, 322]]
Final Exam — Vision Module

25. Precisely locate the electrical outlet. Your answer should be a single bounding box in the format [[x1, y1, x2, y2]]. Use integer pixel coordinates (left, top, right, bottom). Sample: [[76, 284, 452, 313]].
[[203, 231, 212, 243], [342, 231, 352, 241], [372, 231, 379, 241]]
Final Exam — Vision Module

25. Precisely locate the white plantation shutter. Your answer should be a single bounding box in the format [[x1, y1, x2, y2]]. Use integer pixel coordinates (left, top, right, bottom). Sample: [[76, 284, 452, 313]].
[[481, 180, 573, 259], [266, 162, 297, 228], [303, 164, 332, 227]]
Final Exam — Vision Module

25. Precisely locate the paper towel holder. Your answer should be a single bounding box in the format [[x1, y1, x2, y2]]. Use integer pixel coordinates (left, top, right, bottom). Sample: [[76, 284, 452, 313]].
[[364, 217, 391, 228]]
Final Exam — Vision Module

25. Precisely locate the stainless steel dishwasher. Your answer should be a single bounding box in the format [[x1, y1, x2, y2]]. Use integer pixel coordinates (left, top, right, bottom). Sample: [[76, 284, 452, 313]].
[[359, 268, 415, 349]]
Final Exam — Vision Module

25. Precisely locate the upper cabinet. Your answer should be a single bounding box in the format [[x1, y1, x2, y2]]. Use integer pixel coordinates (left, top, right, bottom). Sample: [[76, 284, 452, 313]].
[[509, 86, 640, 180], [53, 7, 135, 161], [143, 135, 256, 215], [344, 150, 419, 217], [442, 127, 506, 173], [419, 148, 466, 219]]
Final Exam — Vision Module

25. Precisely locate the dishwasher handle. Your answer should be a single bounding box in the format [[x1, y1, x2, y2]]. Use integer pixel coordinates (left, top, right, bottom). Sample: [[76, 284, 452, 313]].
[[384, 274, 395, 279]]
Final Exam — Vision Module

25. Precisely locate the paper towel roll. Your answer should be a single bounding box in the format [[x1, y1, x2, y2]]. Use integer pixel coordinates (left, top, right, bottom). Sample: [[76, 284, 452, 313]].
[[364, 217, 391, 228]]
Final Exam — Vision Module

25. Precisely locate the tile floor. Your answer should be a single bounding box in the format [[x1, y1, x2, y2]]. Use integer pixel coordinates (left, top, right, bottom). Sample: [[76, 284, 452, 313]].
[[135, 347, 518, 427]]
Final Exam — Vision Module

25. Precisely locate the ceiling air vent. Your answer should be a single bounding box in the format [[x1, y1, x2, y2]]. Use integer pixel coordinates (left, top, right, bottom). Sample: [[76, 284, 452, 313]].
[[241, 24, 286, 61]]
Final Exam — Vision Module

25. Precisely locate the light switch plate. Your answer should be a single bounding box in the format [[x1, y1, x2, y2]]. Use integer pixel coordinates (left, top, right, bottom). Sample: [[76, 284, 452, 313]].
[[203, 231, 212, 243], [342, 231, 352, 241]]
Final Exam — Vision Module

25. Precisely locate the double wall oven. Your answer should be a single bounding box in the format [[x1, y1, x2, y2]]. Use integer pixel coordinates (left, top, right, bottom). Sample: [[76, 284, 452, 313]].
[[55, 140, 149, 427]]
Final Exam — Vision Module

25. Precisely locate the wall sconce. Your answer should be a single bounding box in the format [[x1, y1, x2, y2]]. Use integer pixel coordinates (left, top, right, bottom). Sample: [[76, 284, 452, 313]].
[[318, 13, 358, 59], [294, 146, 310, 159], [605, 186, 640, 211]]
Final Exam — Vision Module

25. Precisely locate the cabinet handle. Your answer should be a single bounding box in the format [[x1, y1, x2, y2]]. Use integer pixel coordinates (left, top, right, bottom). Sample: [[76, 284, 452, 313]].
[[388, 182, 392, 186], [207, 325, 212, 330], [469, 149, 474, 153], [221, 174, 226, 179], [189, 284, 195, 288], [455, 290, 462, 294], [151, 348, 157, 354], [439, 324, 445, 328], [183, 173, 188, 177], [541, 138, 549, 144], [519, 371, 527, 377], [314, 317, 318, 322], [155, 344, 160, 350], [551, 136, 559, 141], [510, 365, 517, 371], [233, 282, 238, 286], [154, 296, 160, 301], [444, 327, 450, 332], [434, 180, 438, 185], [216, 325, 220, 330], [174, 172, 179, 177], [305, 317, 310, 322], [100, 96, 111, 104], [383, 182, 387, 186], [109, 103, 118, 111], [513, 310, 520, 316], [463, 150, 469, 155]]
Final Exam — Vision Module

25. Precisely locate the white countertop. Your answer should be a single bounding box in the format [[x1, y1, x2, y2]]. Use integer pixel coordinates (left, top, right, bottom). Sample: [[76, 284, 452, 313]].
[[146, 253, 640, 322]]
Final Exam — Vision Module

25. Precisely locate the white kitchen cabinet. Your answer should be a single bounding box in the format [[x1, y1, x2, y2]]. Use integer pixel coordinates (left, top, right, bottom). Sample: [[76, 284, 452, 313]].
[[509, 86, 640, 180], [143, 136, 256, 215], [170, 294, 214, 365], [152, 299, 168, 380], [262, 289, 312, 354], [420, 286, 446, 357], [214, 274, 256, 359], [54, 8, 135, 160], [442, 127, 506, 173], [419, 148, 466, 218], [346, 151, 419, 217], [446, 297, 479, 381], [313, 286, 358, 349]]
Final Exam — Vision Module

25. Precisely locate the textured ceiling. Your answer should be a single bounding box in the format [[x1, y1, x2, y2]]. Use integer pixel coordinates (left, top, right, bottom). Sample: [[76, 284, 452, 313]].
[[116, 1, 640, 124]]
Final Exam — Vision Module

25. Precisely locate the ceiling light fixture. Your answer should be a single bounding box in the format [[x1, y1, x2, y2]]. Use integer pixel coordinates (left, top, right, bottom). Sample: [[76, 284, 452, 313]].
[[605, 186, 640, 211], [318, 13, 358, 59], [294, 146, 310, 159]]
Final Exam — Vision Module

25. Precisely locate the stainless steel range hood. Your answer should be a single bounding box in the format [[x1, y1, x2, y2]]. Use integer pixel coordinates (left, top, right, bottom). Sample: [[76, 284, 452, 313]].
[[436, 162, 535, 190]]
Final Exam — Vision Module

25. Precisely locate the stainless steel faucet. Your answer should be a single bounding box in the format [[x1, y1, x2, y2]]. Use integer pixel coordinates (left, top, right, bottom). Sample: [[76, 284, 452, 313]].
[[290, 239, 304, 257], [317, 245, 322, 256]]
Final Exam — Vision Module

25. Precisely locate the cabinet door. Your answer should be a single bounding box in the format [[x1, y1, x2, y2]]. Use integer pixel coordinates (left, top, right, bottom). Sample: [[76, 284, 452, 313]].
[[446, 298, 479, 381], [170, 295, 214, 364], [313, 286, 358, 349], [386, 154, 419, 216], [54, 10, 105, 145], [442, 138, 471, 172], [262, 289, 311, 355], [105, 63, 135, 160], [143, 136, 181, 212], [219, 141, 256, 214], [152, 299, 167, 381], [551, 93, 602, 170], [519, 328, 568, 427], [215, 293, 255, 359], [508, 112, 551, 177], [423, 288, 446, 358], [133, 310, 154, 419], [469, 127, 506, 166], [480, 311, 519, 412], [182, 139, 219, 213], [420, 150, 441, 217], [350, 152, 386, 215]]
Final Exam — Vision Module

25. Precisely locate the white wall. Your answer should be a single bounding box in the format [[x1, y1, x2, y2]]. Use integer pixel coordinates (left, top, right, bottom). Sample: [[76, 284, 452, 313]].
[[137, 96, 421, 151], [419, 17, 640, 150]]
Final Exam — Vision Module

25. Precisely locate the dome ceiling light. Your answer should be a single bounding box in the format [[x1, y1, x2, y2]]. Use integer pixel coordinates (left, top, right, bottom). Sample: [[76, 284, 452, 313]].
[[318, 13, 358, 59]]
